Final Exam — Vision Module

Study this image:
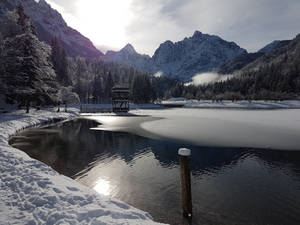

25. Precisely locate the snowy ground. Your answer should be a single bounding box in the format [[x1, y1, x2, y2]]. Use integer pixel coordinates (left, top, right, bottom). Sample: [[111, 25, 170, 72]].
[[0, 108, 164, 225], [161, 99, 300, 109]]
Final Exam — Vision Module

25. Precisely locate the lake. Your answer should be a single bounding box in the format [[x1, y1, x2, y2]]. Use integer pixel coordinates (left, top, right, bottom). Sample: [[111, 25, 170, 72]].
[[10, 108, 300, 225]]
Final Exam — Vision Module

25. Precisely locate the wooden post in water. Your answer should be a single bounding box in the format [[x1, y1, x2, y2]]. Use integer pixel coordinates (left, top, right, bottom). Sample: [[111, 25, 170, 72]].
[[178, 148, 192, 218]]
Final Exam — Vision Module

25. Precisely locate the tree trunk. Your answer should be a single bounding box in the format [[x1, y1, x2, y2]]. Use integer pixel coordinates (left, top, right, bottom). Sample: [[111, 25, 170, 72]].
[[26, 101, 30, 113]]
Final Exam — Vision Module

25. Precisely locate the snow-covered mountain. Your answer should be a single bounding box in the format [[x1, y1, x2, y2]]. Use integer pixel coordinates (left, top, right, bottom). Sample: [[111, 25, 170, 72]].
[[215, 52, 264, 74], [216, 39, 292, 74], [0, 0, 103, 58], [106, 44, 151, 72], [106, 31, 247, 81], [240, 34, 300, 74], [258, 40, 291, 54]]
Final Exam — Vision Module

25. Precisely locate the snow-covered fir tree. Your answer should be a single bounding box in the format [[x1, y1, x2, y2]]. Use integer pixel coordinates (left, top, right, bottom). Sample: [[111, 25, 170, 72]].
[[0, 5, 60, 111]]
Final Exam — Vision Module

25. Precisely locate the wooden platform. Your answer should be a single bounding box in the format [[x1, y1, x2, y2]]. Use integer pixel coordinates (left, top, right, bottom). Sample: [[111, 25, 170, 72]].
[[112, 86, 130, 113]]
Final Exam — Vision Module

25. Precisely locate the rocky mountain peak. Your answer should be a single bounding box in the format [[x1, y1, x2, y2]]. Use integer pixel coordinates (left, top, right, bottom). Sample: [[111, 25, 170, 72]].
[[154, 40, 174, 54], [162, 40, 174, 46], [38, 0, 49, 6], [192, 30, 203, 38], [121, 43, 136, 54]]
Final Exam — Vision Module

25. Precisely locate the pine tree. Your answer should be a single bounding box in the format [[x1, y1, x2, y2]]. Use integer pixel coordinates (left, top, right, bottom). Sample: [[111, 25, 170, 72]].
[[92, 75, 103, 103], [17, 5, 32, 33], [0, 6, 60, 111], [104, 72, 114, 101], [131, 74, 153, 103], [51, 37, 69, 86]]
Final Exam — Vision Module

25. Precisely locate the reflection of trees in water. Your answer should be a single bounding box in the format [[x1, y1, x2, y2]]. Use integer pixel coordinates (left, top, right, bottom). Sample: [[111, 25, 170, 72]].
[[12, 119, 300, 180], [149, 141, 249, 175], [250, 149, 300, 178], [12, 119, 155, 176], [73, 119, 251, 177]]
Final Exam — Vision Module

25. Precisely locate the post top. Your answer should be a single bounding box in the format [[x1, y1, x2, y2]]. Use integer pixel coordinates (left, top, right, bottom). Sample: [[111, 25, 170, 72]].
[[178, 148, 191, 156]]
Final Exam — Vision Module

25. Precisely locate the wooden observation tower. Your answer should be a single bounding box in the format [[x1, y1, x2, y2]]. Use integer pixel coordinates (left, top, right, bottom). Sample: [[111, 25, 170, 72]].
[[112, 85, 130, 113]]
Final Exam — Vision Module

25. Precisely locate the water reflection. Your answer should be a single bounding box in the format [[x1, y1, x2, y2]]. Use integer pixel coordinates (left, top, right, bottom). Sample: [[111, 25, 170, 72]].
[[93, 178, 111, 196], [10, 118, 300, 225]]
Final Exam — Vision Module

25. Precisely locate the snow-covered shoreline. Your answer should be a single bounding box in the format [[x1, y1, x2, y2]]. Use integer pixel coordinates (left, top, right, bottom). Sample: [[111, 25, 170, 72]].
[[0, 108, 164, 225], [161, 99, 300, 109]]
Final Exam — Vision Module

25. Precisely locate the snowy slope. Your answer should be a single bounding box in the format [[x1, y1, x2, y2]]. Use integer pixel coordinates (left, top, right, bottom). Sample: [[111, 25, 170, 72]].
[[106, 31, 246, 81], [238, 34, 300, 74], [0, 108, 164, 225], [0, 0, 103, 58], [258, 40, 291, 54], [215, 39, 292, 74], [215, 52, 264, 74]]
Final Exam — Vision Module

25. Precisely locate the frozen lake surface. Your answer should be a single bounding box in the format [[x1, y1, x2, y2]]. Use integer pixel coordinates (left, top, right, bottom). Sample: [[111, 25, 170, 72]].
[[88, 108, 300, 150], [12, 108, 300, 224]]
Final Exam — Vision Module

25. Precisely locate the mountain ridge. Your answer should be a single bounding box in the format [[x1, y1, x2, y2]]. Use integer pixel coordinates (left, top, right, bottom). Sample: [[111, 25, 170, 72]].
[[106, 31, 247, 81], [239, 34, 300, 75], [215, 40, 291, 74], [0, 0, 104, 58]]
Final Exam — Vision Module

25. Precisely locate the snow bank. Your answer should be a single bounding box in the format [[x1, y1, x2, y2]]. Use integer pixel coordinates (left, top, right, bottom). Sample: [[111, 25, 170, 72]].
[[162, 99, 300, 109], [0, 108, 164, 225]]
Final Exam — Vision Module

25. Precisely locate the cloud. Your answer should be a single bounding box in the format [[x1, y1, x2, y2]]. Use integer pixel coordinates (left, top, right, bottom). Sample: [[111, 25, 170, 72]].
[[153, 71, 163, 78], [95, 44, 121, 54], [127, 0, 300, 55], [44, 0, 78, 15], [44, 0, 65, 12], [44, 0, 80, 29], [126, 0, 185, 56], [190, 73, 233, 86], [44, 0, 300, 56]]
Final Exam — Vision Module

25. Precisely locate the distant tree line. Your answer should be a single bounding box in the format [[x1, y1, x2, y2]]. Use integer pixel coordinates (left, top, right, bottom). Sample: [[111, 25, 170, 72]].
[[51, 38, 180, 104], [181, 58, 300, 101]]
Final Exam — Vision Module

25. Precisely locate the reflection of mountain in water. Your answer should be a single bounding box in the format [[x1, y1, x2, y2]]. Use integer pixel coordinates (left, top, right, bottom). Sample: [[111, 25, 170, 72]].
[[251, 150, 300, 178], [11, 119, 254, 177]]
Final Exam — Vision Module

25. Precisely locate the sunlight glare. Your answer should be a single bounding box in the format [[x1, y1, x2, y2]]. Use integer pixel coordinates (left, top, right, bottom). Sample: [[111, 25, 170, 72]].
[[89, 116, 118, 125], [93, 179, 111, 196], [75, 0, 133, 49]]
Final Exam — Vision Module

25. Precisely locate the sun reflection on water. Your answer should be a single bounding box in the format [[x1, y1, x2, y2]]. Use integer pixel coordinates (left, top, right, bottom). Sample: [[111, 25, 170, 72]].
[[93, 179, 111, 196]]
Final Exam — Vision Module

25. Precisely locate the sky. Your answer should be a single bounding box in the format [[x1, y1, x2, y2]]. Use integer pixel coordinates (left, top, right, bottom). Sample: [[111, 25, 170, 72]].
[[43, 0, 300, 56]]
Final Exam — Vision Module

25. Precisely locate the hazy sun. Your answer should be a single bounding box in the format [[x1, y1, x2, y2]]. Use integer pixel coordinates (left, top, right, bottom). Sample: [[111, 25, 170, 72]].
[[64, 0, 133, 50], [76, 0, 133, 49]]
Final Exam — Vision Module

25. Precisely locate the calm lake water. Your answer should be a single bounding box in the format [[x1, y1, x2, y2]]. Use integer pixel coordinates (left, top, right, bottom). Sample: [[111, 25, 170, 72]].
[[10, 109, 300, 225]]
